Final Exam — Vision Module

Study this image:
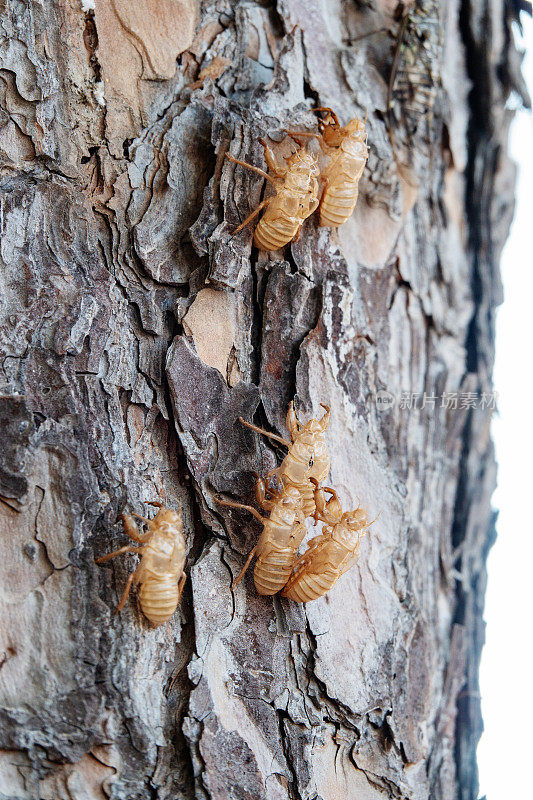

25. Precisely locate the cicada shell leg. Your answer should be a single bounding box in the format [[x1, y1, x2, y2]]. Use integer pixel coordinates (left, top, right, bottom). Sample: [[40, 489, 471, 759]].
[[95, 544, 145, 564], [120, 514, 152, 543], [286, 401, 300, 440], [225, 153, 275, 185], [238, 416, 291, 448], [115, 572, 136, 614], [232, 197, 272, 235], [231, 546, 258, 590], [215, 495, 266, 525], [318, 403, 331, 430], [254, 474, 279, 511], [312, 107, 340, 125], [176, 574, 187, 604], [258, 137, 288, 178]]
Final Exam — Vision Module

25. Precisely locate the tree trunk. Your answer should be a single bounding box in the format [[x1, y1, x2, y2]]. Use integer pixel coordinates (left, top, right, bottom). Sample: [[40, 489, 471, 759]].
[[0, 1, 526, 799]]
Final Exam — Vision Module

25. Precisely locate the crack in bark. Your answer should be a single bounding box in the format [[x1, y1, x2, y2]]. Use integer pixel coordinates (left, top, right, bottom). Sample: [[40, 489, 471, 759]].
[[275, 708, 304, 800]]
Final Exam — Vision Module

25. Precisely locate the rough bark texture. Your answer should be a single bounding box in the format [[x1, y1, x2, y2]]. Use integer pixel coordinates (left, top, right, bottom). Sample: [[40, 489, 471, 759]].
[[0, 1, 527, 799]]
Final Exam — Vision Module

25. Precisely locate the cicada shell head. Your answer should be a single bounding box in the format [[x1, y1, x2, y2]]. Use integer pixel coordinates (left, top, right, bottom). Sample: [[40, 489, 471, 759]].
[[151, 505, 183, 533], [156, 507, 181, 524]]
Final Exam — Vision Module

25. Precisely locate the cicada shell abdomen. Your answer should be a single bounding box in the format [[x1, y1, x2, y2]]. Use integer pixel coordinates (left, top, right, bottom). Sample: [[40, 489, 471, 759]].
[[253, 520, 307, 595], [139, 572, 181, 626], [282, 531, 362, 603], [281, 534, 338, 602], [253, 213, 297, 250], [279, 440, 315, 515], [253, 189, 301, 250], [295, 481, 315, 519]]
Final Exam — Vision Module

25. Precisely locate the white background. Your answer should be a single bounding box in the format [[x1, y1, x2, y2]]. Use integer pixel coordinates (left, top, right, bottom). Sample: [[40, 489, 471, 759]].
[[477, 15, 533, 799]]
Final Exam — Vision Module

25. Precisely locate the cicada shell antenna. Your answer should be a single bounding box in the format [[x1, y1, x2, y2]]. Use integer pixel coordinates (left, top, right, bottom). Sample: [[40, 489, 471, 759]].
[[367, 510, 382, 528]]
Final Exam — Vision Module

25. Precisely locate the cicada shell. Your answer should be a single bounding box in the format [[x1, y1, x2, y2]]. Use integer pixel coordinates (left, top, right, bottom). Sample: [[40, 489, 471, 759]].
[[96, 502, 186, 627], [226, 138, 320, 250], [282, 484, 372, 603], [314, 107, 368, 228], [387, 0, 442, 177], [239, 401, 331, 518], [216, 478, 306, 595]]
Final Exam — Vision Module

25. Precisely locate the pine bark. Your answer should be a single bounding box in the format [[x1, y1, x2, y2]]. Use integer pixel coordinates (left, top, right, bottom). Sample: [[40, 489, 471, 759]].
[[0, 1, 527, 799]]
